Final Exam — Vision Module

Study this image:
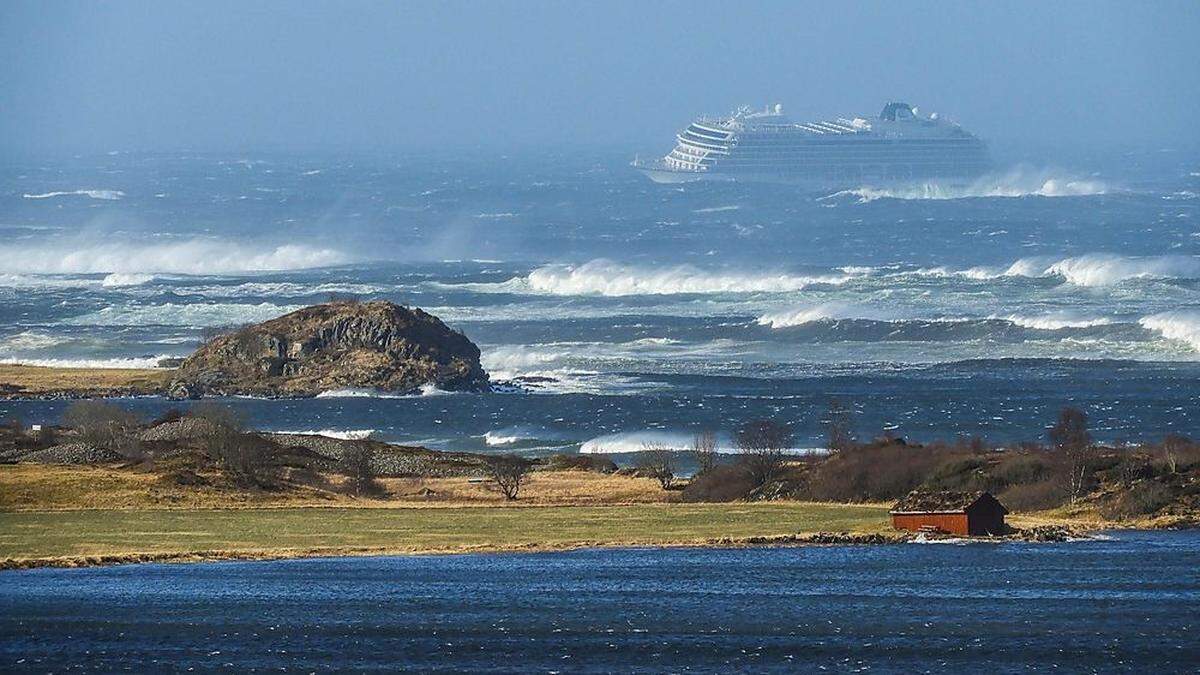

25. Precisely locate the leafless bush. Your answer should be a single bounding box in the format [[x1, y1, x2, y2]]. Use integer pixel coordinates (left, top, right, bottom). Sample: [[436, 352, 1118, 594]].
[[825, 399, 855, 453], [485, 454, 534, 500], [189, 403, 271, 486], [735, 419, 791, 489], [1160, 433, 1194, 474], [1049, 406, 1095, 503], [341, 445, 380, 496], [691, 430, 718, 475], [62, 401, 143, 459], [636, 444, 677, 490]]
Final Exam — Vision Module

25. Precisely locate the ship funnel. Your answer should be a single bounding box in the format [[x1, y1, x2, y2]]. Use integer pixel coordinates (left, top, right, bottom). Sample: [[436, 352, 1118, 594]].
[[774, 103, 783, 114]]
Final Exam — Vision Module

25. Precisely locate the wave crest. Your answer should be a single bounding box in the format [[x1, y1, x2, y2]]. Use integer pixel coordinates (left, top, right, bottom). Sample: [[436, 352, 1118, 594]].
[[0, 238, 349, 275], [824, 167, 1108, 203], [517, 260, 850, 296], [1140, 311, 1200, 352]]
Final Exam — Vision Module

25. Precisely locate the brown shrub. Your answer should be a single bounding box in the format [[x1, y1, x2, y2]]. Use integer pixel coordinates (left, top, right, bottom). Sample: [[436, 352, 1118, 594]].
[[544, 454, 618, 473], [802, 442, 954, 502], [680, 464, 757, 502], [999, 480, 1066, 511], [1101, 481, 1175, 519]]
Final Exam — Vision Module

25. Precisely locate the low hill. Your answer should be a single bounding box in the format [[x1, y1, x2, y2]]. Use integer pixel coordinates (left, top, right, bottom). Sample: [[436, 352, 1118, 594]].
[[171, 300, 489, 397]]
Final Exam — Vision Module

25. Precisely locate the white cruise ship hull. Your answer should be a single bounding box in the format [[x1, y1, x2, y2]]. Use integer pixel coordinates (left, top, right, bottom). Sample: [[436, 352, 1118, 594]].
[[638, 102, 991, 188]]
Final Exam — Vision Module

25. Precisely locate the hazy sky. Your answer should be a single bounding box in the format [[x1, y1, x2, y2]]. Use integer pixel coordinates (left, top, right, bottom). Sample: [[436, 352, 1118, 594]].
[[3, 1, 1198, 154]]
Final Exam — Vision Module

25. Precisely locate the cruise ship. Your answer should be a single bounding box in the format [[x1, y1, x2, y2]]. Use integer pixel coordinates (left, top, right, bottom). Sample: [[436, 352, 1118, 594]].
[[634, 102, 990, 186]]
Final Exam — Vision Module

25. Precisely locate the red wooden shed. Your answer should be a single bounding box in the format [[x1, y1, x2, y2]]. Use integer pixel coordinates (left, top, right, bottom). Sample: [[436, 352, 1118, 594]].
[[889, 490, 1009, 536]]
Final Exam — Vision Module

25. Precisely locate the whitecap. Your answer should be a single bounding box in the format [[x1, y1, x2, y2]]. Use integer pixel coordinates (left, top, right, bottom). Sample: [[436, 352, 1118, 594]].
[[65, 302, 303, 327], [23, 189, 125, 201], [501, 259, 851, 296], [272, 429, 376, 440], [102, 273, 156, 287], [0, 238, 349, 275], [822, 167, 1108, 203], [1139, 311, 1200, 352], [0, 355, 172, 369]]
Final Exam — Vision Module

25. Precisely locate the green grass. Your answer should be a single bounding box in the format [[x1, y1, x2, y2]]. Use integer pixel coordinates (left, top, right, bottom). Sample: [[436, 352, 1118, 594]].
[[0, 502, 890, 561]]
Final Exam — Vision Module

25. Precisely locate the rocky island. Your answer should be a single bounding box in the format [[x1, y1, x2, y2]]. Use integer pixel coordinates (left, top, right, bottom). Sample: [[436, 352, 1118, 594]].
[[0, 300, 490, 400]]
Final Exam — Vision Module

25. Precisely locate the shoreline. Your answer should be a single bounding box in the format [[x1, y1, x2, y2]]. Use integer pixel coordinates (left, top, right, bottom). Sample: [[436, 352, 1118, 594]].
[[0, 532, 909, 571]]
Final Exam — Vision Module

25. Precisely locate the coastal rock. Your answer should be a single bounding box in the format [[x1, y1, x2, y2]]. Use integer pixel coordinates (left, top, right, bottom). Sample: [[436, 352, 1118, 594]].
[[172, 301, 489, 397]]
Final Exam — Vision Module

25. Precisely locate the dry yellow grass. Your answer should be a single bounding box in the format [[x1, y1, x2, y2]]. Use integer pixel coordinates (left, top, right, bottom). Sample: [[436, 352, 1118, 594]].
[[0, 464, 672, 511], [0, 363, 168, 396]]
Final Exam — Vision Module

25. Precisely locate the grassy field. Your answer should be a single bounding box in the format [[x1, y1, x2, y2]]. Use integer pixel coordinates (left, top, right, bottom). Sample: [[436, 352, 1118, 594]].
[[0, 363, 167, 396], [0, 502, 893, 565]]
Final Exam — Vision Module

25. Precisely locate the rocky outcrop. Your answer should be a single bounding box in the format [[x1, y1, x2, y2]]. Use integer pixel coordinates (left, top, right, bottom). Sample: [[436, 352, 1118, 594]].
[[171, 301, 489, 398]]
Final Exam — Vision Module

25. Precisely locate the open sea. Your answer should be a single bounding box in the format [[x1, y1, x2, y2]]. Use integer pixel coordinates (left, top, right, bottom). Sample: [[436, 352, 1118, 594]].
[[2, 531, 1198, 673], [1, 149, 1198, 451]]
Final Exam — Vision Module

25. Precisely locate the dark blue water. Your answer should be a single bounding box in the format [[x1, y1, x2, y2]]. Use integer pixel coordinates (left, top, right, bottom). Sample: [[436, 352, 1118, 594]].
[[2, 150, 1199, 450], [2, 532, 1198, 672]]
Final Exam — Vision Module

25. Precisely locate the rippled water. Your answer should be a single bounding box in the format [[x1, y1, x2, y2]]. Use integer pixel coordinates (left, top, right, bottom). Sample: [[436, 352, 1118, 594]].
[[2, 531, 1198, 672], [1, 150, 1198, 448]]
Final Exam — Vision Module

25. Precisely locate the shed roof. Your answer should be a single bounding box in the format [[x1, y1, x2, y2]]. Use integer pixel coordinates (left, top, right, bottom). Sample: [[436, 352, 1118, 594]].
[[889, 490, 1007, 514]]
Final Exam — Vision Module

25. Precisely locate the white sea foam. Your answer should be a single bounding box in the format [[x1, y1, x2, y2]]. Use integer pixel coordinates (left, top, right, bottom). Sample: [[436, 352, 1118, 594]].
[[579, 430, 823, 455], [1139, 311, 1200, 352], [511, 260, 850, 296], [23, 189, 125, 201], [184, 281, 392, 299], [0, 331, 71, 352], [915, 254, 1200, 287], [101, 273, 156, 287], [0, 355, 170, 369], [0, 238, 349, 275], [824, 167, 1108, 203], [756, 303, 901, 328], [65, 302, 303, 327], [273, 429, 376, 440], [995, 313, 1113, 330], [315, 388, 408, 399], [692, 205, 740, 213]]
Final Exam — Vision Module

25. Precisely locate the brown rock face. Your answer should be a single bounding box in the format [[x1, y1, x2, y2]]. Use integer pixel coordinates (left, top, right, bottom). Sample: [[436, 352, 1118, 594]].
[[173, 301, 489, 397]]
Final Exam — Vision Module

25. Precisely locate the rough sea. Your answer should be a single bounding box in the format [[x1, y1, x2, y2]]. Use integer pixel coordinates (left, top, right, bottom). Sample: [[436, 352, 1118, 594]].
[[1, 149, 1198, 452]]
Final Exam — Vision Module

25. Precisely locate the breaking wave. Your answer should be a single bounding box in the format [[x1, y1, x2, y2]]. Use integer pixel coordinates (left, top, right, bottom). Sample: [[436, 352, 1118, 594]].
[[0, 238, 349, 275], [756, 303, 902, 328], [23, 189, 125, 201], [1139, 311, 1200, 352], [914, 254, 1200, 287], [0, 355, 171, 369], [824, 167, 1108, 203], [993, 313, 1113, 330], [101, 273, 156, 287], [502, 260, 851, 296], [273, 429, 377, 440]]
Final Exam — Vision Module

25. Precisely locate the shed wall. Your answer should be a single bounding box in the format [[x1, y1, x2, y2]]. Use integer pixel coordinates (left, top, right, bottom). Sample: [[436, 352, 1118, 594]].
[[891, 513, 970, 535]]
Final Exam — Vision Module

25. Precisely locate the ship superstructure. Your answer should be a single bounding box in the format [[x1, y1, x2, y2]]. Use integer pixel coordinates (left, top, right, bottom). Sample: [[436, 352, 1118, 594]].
[[635, 102, 990, 186]]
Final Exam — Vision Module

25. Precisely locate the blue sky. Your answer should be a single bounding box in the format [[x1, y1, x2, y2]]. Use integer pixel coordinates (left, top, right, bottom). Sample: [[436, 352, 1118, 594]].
[[2, 1, 1198, 152]]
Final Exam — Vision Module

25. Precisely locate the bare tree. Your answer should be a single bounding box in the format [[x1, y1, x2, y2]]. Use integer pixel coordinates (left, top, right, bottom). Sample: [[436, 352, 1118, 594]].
[[62, 401, 143, 459], [1049, 406, 1094, 503], [1162, 433, 1189, 474], [341, 445, 379, 496], [190, 403, 270, 486], [637, 443, 677, 489], [735, 419, 792, 489], [691, 430, 719, 476], [484, 454, 534, 500], [825, 398, 854, 453]]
